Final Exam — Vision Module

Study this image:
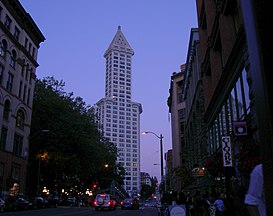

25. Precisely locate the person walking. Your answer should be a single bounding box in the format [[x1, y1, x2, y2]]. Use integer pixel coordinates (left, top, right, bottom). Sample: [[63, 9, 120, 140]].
[[213, 194, 226, 216], [244, 164, 266, 216]]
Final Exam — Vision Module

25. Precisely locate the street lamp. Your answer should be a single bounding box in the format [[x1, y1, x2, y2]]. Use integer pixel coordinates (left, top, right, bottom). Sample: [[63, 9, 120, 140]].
[[29, 129, 50, 195], [142, 131, 164, 193]]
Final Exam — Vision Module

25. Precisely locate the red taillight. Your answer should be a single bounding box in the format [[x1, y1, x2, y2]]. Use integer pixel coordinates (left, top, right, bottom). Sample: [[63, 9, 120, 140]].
[[94, 201, 97, 205], [120, 201, 123, 205], [108, 201, 111, 205]]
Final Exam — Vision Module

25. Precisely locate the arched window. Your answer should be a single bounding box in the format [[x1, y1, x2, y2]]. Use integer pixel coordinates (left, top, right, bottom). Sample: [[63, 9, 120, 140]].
[[3, 100, 10, 121], [16, 109, 25, 129], [0, 40, 7, 58], [10, 49, 17, 68]]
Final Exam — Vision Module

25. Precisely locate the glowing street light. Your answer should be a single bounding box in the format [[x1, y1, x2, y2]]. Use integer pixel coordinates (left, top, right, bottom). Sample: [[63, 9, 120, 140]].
[[142, 131, 164, 193]]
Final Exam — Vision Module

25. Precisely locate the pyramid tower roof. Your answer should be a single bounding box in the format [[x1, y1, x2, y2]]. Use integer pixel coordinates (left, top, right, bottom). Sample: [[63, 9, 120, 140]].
[[104, 26, 134, 57]]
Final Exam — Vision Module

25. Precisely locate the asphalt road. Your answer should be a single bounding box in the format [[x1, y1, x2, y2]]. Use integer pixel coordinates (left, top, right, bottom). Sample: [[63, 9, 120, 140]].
[[1, 206, 159, 216]]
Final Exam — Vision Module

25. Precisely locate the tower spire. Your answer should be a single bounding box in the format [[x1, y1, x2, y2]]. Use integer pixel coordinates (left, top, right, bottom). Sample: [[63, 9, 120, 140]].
[[104, 26, 134, 57]]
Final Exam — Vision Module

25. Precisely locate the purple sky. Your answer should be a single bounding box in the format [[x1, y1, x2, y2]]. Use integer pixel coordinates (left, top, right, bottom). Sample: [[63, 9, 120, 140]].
[[19, 0, 198, 180]]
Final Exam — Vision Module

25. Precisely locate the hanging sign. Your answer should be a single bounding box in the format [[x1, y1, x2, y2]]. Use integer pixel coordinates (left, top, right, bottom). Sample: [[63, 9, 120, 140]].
[[222, 136, 233, 167], [233, 121, 247, 136]]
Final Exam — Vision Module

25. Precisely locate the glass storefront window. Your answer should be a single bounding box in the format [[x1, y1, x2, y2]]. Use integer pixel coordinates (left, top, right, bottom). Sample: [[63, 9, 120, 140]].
[[215, 117, 220, 150], [242, 68, 250, 113], [226, 97, 233, 134], [236, 77, 244, 118], [206, 68, 252, 155]]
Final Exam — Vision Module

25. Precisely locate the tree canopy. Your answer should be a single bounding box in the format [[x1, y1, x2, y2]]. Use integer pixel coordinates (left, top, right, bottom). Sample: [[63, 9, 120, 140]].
[[28, 77, 123, 196]]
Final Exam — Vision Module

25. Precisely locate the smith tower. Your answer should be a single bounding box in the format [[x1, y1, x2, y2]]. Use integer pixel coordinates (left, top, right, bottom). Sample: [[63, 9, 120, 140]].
[[96, 26, 142, 194]]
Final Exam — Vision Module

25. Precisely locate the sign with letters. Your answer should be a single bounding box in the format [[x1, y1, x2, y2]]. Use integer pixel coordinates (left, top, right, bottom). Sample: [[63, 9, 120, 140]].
[[221, 136, 233, 167]]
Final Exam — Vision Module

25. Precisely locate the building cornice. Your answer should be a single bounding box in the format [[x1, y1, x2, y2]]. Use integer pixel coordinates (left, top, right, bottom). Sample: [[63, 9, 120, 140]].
[[1, 0, 45, 47]]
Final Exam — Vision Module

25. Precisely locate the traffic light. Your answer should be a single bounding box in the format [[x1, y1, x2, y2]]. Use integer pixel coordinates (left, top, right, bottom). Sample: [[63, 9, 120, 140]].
[[93, 184, 97, 189]]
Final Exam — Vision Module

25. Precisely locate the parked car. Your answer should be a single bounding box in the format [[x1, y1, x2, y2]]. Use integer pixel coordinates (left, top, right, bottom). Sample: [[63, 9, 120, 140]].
[[59, 197, 76, 207], [94, 194, 117, 211], [5, 196, 30, 211], [0, 198, 5, 213], [28, 196, 47, 209], [120, 198, 140, 210], [79, 196, 93, 207], [47, 195, 59, 208]]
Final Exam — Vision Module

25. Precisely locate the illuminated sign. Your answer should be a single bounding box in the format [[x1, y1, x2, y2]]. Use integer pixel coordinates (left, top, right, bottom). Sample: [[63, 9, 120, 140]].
[[233, 121, 247, 136], [222, 136, 233, 167]]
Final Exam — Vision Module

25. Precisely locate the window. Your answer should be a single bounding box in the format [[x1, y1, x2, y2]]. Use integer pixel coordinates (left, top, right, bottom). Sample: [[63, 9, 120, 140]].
[[27, 88, 31, 105], [14, 26, 20, 41], [0, 127, 8, 150], [32, 47, 36, 58], [24, 38, 28, 48], [0, 64, 3, 85], [28, 42, 32, 53], [3, 100, 10, 121], [4, 15, 12, 30], [10, 50, 16, 68], [13, 134, 23, 156], [20, 59, 25, 76], [0, 40, 7, 58], [11, 163, 21, 180], [178, 108, 185, 120], [16, 110, 25, 129], [25, 64, 29, 81], [23, 85, 27, 101], [6, 72, 14, 92]]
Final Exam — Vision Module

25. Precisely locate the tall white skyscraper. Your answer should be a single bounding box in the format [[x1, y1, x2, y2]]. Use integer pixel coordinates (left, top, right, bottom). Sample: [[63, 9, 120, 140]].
[[96, 26, 142, 194]]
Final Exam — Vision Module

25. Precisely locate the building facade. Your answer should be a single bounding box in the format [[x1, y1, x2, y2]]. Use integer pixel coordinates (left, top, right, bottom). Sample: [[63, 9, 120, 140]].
[[96, 26, 142, 194], [164, 149, 173, 191], [0, 0, 45, 196], [183, 28, 206, 170], [168, 1, 265, 199], [193, 0, 259, 195], [167, 65, 186, 192], [140, 172, 151, 186]]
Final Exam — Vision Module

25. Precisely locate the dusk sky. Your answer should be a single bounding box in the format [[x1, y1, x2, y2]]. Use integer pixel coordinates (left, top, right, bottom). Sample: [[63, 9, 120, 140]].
[[19, 0, 198, 180]]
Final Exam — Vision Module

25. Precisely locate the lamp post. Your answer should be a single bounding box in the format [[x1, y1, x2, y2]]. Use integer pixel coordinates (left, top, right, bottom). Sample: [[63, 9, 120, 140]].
[[29, 129, 50, 195], [142, 131, 164, 193]]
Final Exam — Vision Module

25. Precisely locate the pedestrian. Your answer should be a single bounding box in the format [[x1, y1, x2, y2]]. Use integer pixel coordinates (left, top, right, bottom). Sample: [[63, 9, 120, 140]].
[[244, 164, 266, 216], [200, 194, 211, 216], [234, 185, 250, 216], [177, 191, 186, 205], [193, 191, 203, 216], [185, 193, 194, 216], [213, 194, 226, 216]]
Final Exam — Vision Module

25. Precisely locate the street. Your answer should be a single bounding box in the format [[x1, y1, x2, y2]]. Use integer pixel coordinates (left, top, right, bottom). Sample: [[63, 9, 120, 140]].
[[1, 206, 159, 216]]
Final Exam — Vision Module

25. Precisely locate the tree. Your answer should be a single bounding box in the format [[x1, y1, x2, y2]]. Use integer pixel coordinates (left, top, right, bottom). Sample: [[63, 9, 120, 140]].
[[28, 77, 122, 196], [140, 176, 158, 199], [173, 165, 195, 189]]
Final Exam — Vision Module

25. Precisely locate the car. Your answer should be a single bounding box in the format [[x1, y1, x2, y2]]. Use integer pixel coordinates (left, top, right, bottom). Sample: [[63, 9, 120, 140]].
[[120, 198, 140, 210], [47, 195, 59, 208], [0, 198, 5, 213], [80, 196, 93, 207], [94, 194, 117, 211], [5, 196, 30, 211], [28, 196, 47, 209]]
